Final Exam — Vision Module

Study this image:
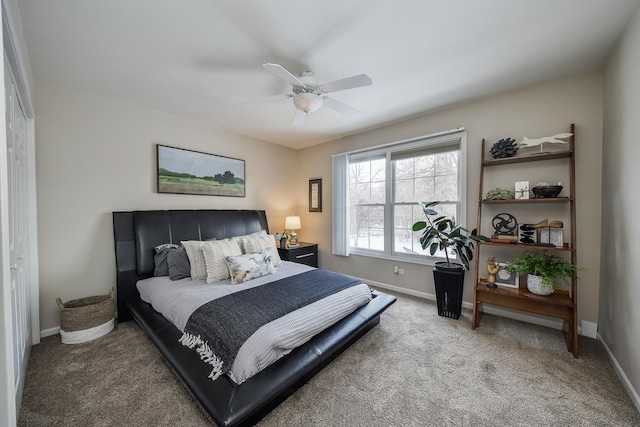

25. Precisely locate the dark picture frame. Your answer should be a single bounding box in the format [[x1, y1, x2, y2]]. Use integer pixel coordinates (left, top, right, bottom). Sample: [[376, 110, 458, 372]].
[[495, 262, 519, 288], [309, 178, 322, 212], [157, 145, 245, 197]]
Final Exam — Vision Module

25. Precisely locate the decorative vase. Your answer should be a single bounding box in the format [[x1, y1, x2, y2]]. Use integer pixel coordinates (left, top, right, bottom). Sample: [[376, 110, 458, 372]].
[[527, 274, 554, 295]]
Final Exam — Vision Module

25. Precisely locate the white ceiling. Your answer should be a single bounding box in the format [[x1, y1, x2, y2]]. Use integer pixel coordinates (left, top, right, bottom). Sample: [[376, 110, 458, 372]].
[[18, 0, 640, 149]]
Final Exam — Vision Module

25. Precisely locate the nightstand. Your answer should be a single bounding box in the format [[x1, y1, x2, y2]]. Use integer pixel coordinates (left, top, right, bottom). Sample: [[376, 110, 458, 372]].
[[277, 242, 318, 268]]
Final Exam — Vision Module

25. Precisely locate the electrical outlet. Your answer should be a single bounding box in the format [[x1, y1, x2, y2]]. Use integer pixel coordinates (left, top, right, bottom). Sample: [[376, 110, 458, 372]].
[[399, 268, 404, 275]]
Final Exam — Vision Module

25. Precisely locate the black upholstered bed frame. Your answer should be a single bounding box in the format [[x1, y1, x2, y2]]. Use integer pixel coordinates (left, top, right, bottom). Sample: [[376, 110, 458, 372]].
[[113, 209, 396, 426]]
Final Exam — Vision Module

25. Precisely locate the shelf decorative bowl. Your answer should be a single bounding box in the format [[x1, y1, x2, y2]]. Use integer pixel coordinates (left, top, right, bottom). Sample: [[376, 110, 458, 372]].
[[532, 185, 562, 198]]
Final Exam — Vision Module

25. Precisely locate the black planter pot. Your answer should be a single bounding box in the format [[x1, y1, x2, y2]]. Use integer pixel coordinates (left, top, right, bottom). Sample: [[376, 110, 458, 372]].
[[433, 262, 465, 319]]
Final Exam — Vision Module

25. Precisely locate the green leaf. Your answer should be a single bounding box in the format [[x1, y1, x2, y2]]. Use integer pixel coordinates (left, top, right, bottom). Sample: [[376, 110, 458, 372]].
[[429, 242, 438, 256], [412, 221, 427, 231], [423, 201, 440, 208]]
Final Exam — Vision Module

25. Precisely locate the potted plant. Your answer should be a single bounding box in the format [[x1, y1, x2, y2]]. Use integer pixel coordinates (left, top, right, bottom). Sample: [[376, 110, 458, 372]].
[[412, 201, 489, 319], [505, 250, 581, 296], [412, 201, 488, 270]]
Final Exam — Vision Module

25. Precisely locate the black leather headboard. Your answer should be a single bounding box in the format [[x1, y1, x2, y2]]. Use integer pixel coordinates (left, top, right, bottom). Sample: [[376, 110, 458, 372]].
[[113, 209, 269, 322]]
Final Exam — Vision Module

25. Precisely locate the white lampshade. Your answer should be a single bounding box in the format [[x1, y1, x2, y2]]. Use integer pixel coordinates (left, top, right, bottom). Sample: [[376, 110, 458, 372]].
[[285, 215, 301, 230]]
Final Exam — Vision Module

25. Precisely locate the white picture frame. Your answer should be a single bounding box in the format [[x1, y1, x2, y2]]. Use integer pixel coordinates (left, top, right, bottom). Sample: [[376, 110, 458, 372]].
[[495, 262, 519, 288], [515, 181, 530, 200], [540, 229, 564, 248]]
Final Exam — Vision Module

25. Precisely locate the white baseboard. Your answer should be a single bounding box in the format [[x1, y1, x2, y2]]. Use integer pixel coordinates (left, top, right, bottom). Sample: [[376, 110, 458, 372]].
[[598, 333, 640, 413], [40, 326, 59, 338], [368, 280, 596, 337]]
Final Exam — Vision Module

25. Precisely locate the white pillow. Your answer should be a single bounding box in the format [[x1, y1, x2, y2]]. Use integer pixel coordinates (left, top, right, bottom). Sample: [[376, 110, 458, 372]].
[[181, 240, 208, 280], [231, 229, 267, 252], [200, 239, 243, 284], [225, 249, 276, 285], [241, 234, 283, 266]]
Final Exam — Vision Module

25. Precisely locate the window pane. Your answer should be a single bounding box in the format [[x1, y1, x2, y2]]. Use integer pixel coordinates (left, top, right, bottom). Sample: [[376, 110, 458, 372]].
[[415, 155, 435, 177], [349, 205, 385, 251], [395, 158, 414, 179], [356, 183, 370, 203], [370, 181, 385, 203], [435, 152, 458, 175], [394, 204, 427, 255], [415, 177, 435, 201], [394, 178, 413, 202], [370, 206, 384, 228], [434, 174, 458, 200], [351, 158, 386, 204], [369, 228, 384, 251], [371, 158, 386, 182]]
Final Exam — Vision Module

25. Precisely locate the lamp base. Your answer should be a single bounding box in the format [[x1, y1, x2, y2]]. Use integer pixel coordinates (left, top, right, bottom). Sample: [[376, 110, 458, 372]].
[[288, 231, 298, 247]]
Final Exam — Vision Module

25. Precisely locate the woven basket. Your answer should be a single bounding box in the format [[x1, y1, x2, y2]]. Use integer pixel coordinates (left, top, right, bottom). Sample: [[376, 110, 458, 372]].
[[56, 287, 115, 344]]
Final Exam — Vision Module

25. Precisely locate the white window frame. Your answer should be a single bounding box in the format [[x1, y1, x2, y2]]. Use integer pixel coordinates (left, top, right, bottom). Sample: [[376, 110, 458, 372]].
[[333, 128, 467, 266]]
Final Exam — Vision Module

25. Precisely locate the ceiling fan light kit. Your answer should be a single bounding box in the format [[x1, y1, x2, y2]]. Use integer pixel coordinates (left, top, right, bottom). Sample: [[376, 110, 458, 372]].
[[293, 92, 323, 113], [256, 63, 373, 125]]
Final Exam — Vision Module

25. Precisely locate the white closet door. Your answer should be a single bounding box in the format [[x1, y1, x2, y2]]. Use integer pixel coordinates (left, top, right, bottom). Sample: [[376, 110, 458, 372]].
[[5, 61, 30, 412]]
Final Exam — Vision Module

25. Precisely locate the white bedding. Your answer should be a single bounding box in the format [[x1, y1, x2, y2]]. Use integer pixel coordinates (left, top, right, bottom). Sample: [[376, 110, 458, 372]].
[[137, 262, 372, 384]]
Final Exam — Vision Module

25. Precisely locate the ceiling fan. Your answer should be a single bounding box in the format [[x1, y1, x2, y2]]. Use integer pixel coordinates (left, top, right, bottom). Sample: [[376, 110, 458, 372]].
[[246, 63, 373, 126]]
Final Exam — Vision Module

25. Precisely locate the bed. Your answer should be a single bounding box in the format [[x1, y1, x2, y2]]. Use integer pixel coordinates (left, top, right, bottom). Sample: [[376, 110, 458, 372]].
[[112, 209, 396, 426]]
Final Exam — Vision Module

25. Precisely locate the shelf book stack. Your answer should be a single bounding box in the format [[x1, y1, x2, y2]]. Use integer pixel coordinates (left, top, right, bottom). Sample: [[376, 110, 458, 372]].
[[490, 235, 518, 244]]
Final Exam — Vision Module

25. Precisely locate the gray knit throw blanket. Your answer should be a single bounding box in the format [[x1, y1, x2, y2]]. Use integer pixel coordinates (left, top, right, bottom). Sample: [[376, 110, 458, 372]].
[[179, 269, 362, 380]]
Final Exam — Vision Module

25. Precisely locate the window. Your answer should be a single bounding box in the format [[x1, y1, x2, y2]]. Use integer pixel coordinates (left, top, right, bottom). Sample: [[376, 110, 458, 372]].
[[333, 130, 466, 263]]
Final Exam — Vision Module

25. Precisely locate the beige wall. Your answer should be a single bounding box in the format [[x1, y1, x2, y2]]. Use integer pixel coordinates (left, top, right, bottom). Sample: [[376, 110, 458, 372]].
[[298, 72, 604, 325], [601, 7, 640, 406], [34, 82, 298, 331]]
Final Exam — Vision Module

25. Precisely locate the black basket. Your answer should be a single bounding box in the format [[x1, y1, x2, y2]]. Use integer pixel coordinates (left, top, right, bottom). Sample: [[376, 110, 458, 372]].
[[433, 269, 465, 319]]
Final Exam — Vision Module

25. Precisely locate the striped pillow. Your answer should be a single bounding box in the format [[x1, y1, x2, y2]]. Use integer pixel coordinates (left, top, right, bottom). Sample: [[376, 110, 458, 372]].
[[241, 234, 283, 266], [200, 239, 243, 284], [181, 240, 208, 280], [231, 229, 267, 253]]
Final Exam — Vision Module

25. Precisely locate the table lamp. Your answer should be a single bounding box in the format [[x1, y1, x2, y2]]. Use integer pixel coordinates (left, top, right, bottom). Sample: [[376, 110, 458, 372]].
[[285, 216, 301, 248]]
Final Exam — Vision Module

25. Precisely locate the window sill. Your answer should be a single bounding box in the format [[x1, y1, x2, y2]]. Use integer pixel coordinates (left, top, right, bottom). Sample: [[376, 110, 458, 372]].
[[348, 249, 447, 267]]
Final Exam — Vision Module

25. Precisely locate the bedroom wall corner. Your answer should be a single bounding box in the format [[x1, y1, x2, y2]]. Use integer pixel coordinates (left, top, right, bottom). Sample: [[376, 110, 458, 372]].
[[601, 4, 640, 412], [33, 81, 298, 332]]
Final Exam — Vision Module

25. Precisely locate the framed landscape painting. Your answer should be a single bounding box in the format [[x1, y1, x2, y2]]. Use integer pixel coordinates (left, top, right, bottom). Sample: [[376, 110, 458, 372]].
[[157, 145, 245, 197]]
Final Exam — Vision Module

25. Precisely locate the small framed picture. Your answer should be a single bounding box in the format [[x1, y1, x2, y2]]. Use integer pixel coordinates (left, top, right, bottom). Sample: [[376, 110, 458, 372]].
[[540, 229, 563, 248], [515, 181, 530, 200], [495, 263, 519, 288], [309, 178, 322, 212]]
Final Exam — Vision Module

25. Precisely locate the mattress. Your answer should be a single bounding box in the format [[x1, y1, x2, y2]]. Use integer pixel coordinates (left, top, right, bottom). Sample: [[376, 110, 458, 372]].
[[137, 262, 372, 383]]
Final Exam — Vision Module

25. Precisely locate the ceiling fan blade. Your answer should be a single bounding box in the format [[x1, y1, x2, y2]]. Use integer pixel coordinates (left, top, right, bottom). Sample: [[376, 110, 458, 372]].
[[239, 94, 292, 104], [322, 96, 362, 116], [293, 108, 307, 126], [319, 74, 372, 93], [263, 63, 306, 88]]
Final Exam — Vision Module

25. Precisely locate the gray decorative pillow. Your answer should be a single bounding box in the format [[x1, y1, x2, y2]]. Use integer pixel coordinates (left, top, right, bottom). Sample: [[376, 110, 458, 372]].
[[167, 247, 191, 281], [154, 243, 181, 277], [224, 249, 276, 285]]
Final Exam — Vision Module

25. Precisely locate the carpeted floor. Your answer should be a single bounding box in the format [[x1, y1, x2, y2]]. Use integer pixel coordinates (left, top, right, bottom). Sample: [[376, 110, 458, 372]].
[[19, 291, 640, 426]]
